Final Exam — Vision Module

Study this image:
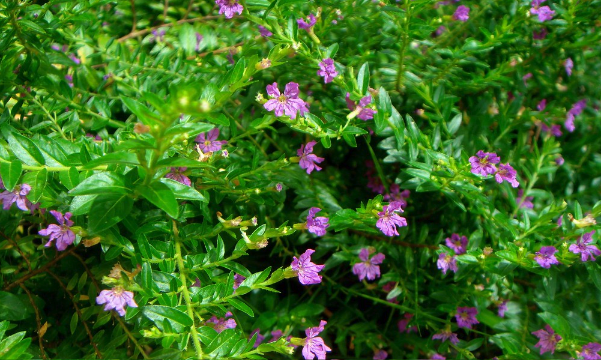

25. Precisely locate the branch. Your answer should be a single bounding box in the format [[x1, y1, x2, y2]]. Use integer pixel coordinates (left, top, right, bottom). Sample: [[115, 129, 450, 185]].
[[19, 284, 47, 359]]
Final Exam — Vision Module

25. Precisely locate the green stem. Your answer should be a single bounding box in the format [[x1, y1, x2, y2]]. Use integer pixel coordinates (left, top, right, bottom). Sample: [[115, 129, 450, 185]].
[[365, 138, 389, 194], [0, 157, 107, 172]]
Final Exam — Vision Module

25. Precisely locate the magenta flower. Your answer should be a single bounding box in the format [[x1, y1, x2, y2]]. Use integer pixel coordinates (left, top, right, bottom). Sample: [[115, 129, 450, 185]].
[[532, 325, 561, 354], [194, 32, 203, 52], [264, 82, 309, 119], [397, 313, 417, 333], [270, 329, 283, 342], [565, 99, 587, 132], [69, 54, 81, 65], [533, 28, 548, 39], [433, 329, 460, 344], [206, 312, 237, 333], [579, 343, 601, 360], [516, 189, 534, 209], [437, 253, 458, 274], [434, 25, 446, 37], [96, 287, 138, 316], [306, 207, 330, 236], [498, 300, 508, 317], [469, 150, 500, 176], [495, 163, 519, 188], [345, 93, 377, 121], [537, 99, 547, 111], [564, 58, 574, 76], [556, 156, 564, 166], [531, 6, 555, 22], [302, 320, 332, 360], [233, 274, 246, 289], [215, 0, 243, 19], [250, 329, 265, 348], [291, 249, 325, 285], [453, 5, 470, 22], [39, 210, 76, 251], [65, 74, 74, 87], [445, 233, 468, 255], [317, 58, 338, 84], [373, 350, 388, 360], [534, 246, 560, 268], [0, 183, 32, 211], [150, 28, 166, 42], [352, 248, 385, 281], [298, 141, 325, 174], [376, 201, 407, 236], [196, 128, 227, 152], [165, 167, 191, 186], [455, 307, 479, 329], [431, 354, 446, 360], [569, 231, 601, 262], [522, 72, 533, 85], [276, 183, 283, 192], [383, 184, 410, 208], [258, 25, 272, 37], [297, 14, 317, 30], [541, 123, 562, 137]]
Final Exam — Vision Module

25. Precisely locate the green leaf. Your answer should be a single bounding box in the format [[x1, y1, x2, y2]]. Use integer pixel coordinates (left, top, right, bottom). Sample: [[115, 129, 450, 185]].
[[137, 182, 179, 218], [0, 331, 30, 358], [69, 195, 97, 216], [320, 136, 331, 149], [227, 299, 254, 317], [287, 16, 298, 42], [22, 169, 47, 203], [88, 194, 134, 233], [143, 306, 193, 333], [70, 172, 129, 196], [448, 113, 462, 134], [70, 312, 78, 334], [178, 23, 196, 56], [82, 152, 140, 169], [357, 62, 370, 95], [155, 158, 214, 169], [0, 161, 22, 192], [164, 122, 215, 138], [58, 167, 80, 190], [205, 328, 238, 357], [538, 312, 570, 336], [121, 97, 161, 126], [5, 131, 45, 166], [0, 292, 30, 321], [160, 178, 208, 202]]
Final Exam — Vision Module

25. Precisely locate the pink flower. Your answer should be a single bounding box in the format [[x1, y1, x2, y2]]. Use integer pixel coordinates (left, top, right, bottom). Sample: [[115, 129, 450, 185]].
[[292, 249, 325, 285], [532, 325, 561, 354], [537, 99, 547, 111], [578, 342, 601, 360], [431, 354, 446, 360], [317, 58, 338, 84], [233, 274, 246, 289], [165, 167, 191, 186], [437, 253, 458, 274], [96, 287, 138, 316], [498, 300, 508, 317], [453, 5, 470, 22], [531, 6, 555, 22], [376, 201, 407, 236], [445, 233, 468, 255], [495, 163, 519, 188], [533, 28, 548, 39], [569, 231, 601, 262], [258, 25, 272, 37], [306, 207, 329, 236], [206, 312, 237, 332], [397, 313, 417, 333], [523, 72, 533, 85], [469, 150, 500, 176], [0, 183, 32, 211], [195, 128, 227, 152], [215, 0, 243, 19], [564, 58, 574, 76], [433, 329, 459, 344], [352, 248, 385, 281], [534, 246, 560, 268], [455, 307, 479, 329], [298, 141, 325, 174], [345, 93, 377, 121], [373, 349, 388, 360], [39, 210, 76, 251], [264, 82, 309, 119], [302, 320, 332, 360], [297, 14, 317, 30]]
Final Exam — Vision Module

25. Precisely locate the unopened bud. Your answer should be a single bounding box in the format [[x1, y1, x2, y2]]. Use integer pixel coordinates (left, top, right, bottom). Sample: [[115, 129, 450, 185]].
[[134, 123, 150, 134], [255, 58, 272, 70]]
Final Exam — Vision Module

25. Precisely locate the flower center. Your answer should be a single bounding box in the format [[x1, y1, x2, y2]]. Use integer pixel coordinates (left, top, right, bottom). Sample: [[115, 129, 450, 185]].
[[204, 140, 212, 147], [277, 95, 287, 103]]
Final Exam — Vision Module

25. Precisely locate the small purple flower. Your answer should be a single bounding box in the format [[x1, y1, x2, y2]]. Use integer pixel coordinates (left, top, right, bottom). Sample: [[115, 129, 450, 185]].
[[264, 82, 309, 119], [541, 124, 562, 137], [150, 28, 166, 42], [565, 113, 576, 132], [39, 210, 76, 251], [206, 312, 237, 332], [469, 150, 500, 176], [195, 32, 203, 52], [397, 313, 416, 333], [373, 350, 388, 360], [455, 307, 479, 329], [69, 54, 81, 65], [569, 231, 601, 262], [191, 278, 202, 287], [297, 14, 317, 30], [556, 156, 564, 166], [437, 253, 458, 274], [215, 0, 243, 19], [302, 320, 332, 360], [270, 330, 283, 342], [258, 25, 272, 37], [534, 246, 560, 268], [96, 287, 138, 316], [531, 6, 555, 22], [516, 189, 534, 209], [579, 343, 601, 360], [495, 163, 519, 188], [453, 5, 470, 22], [195, 128, 227, 153], [431, 354, 446, 360], [345, 93, 377, 121], [433, 329, 460, 344], [0, 184, 32, 211], [523, 72, 533, 85], [434, 26, 446, 37], [564, 58, 574, 76], [250, 329, 265, 348], [233, 274, 246, 289], [165, 167, 191, 186], [498, 300, 508, 317], [317, 58, 338, 84], [51, 44, 68, 52], [353, 248, 385, 281], [537, 99, 547, 111], [298, 141, 325, 175], [65, 74, 74, 88], [291, 249, 325, 285], [533, 28, 548, 39], [383, 184, 410, 208], [376, 201, 408, 237], [532, 325, 561, 354], [445, 233, 468, 255]]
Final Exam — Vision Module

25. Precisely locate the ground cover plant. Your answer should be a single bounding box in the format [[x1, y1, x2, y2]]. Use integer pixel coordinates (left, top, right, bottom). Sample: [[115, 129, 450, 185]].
[[1, 0, 601, 359]]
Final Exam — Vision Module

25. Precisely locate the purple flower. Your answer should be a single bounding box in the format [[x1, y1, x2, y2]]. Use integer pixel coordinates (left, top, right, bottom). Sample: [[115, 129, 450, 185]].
[[264, 82, 309, 119], [523, 72, 533, 85], [215, 0, 243, 19], [541, 123, 562, 137], [579, 343, 601, 360], [564, 58, 574, 76], [537, 99, 547, 111], [270, 330, 283, 342], [469, 150, 500, 176], [250, 329, 265, 348], [373, 350, 388, 360], [431, 354, 446, 360], [291, 249, 325, 285], [258, 25, 272, 37], [195, 32, 203, 52], [195, 128, 227, 153], [233, 274, 246, 289], [533, 28, 548, 39], [297, 14, 317, 30], [445, 234, 468, 255], [51, 44, 68, 52], [302, 320, 332, 360], [498, 300, 508, 317], [275, 183, 283, 192], [556, 156, 564, 166], [397, 313, 416, 333], [96, 287, 138, 316], [345, 93, 377, 121], [191, 278, 202, 287], [353, 248, 385, 281], [453, 5, 470, 22], [165, 167, 191, 186], [150, 28, 166, 42], [317, 58, 338, 84], [434, 26, 446, 37], [565, 113, 576, 132], [69, 54, 81, 65], [65, 74, 74, 88], [569, 231, 601, 262], [0, 184, 32, 211], [495, 163, 519, 188], [376, 201, 408, 236], [433, 329, 460, 344], [365, 160, 385, 194], [206, 312, 237, 332], [306, 207, 330, 236], [437, 253, 458, 274], [298, 141, 325, 175], [531, 6, 555, 22], [455, 307, 479, 329], [383, 184, 410, 208], [516, 189, 534, 209], [39, 210, 76, 251], [534, 246, 560, 268], [532, 325, 561, 354]]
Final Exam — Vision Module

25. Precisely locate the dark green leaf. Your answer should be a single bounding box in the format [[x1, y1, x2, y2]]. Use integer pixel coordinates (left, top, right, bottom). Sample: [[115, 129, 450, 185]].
[[357, 62, 370, 95], [137, 182, 179, 218], [0, 161, 22, 192], [88, 194, 134, 233], [70, 172, 129, 195]]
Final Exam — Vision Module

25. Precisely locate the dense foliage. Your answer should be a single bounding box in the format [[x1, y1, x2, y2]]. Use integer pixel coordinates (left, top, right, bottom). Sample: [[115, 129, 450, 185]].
[[1, 0, 601, 359]]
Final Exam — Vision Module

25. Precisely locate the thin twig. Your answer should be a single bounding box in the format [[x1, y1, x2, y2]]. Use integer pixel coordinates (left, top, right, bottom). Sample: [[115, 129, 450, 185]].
[[163, 0, 169, 20], [19, 284, 47, 359], [118, 16, 221, 42], [1, 231, 31, 271], [113, 315, 150, 360], [183, 0, 194, 20], [130, 0, 137, 33], [47, 271, 103, 359]]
